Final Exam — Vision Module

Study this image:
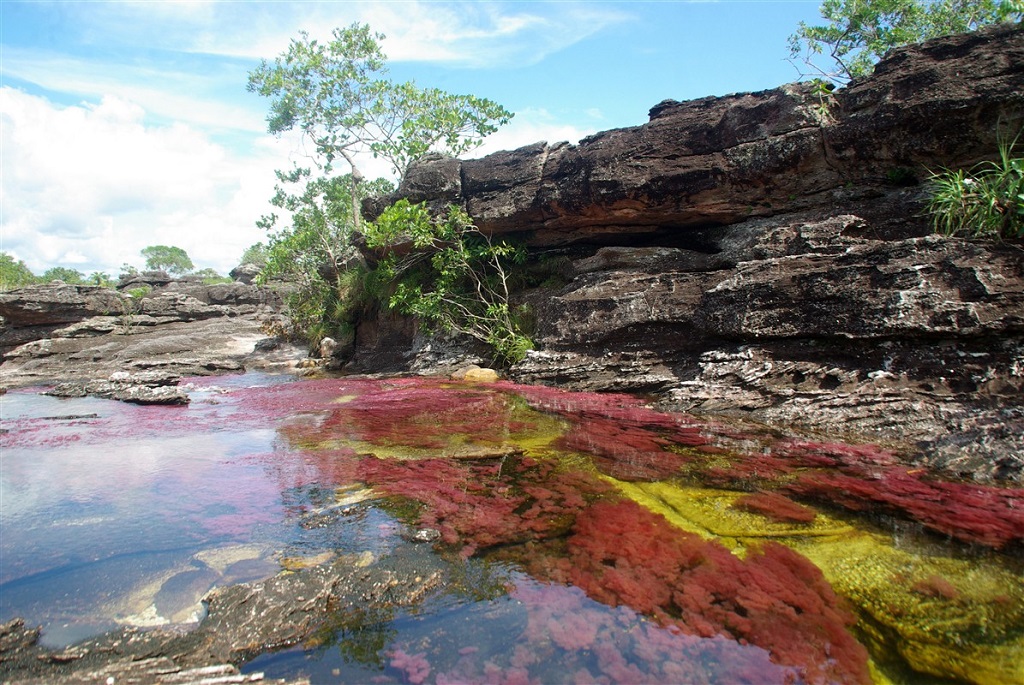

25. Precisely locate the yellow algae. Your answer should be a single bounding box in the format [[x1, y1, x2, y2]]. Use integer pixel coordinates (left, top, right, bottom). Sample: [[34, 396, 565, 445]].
[[607, 478, 854, 543], [607, 476, 1024, 684], [310, 401, 568, 461], [331, 394, 358, 404], [790, 533, 1024, 685]]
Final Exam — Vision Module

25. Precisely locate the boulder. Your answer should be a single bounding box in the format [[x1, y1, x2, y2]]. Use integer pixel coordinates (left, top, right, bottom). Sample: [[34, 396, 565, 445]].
[[229, 262, 262, 284]]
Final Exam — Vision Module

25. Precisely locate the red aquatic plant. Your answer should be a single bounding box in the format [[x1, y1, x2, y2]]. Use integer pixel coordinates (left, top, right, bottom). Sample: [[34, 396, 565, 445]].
[[785, 468, 1024, 549], [732, 491, 818, 524], [549, 499, 870, 684], [357, 454, 614, 556]]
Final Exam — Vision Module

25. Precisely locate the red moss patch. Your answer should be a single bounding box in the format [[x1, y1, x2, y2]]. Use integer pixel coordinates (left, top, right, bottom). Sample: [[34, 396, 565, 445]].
[[732, 492, 818, 524], [539, 499, 870, 684]]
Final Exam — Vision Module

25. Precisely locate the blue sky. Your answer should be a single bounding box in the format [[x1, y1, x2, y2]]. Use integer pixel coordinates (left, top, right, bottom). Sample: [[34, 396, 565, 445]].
[[1, 0, 825, 276]]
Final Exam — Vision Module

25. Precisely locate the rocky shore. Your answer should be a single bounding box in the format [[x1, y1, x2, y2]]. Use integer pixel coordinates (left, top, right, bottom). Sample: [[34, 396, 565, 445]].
[[360, 24, 1024, 482], [0, 273, 307, 403]]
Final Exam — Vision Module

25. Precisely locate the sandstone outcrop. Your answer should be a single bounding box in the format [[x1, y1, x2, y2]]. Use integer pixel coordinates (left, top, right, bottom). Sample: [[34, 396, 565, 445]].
[[359, 25, 1024, 481], [366, 25, 1023, 247], [0, 276, 304, 391]]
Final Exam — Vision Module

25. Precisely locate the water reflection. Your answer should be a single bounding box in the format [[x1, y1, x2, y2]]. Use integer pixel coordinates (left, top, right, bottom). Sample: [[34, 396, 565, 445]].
[[2, 373, 1022, 683]]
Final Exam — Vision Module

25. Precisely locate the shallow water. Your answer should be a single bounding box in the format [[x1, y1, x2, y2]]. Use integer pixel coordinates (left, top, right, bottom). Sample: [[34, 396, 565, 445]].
[[1, 373, 1021, 683]]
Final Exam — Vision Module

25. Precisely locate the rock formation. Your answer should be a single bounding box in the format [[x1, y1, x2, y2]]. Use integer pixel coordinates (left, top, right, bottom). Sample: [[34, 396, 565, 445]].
[[0, 275, 304, 391], [360, 24, 1024, 481]]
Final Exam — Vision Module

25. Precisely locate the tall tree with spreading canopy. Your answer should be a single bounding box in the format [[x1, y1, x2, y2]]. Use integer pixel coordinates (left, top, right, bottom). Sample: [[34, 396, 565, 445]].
[[247, 22, 512, 228], [141, 245, 194, 275], [247, 22, 514, 348], [790, 0, 1022, 83]]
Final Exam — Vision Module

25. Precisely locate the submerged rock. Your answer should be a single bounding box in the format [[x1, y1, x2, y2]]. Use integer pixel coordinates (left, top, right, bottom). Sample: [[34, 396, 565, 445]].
[[0, 544, 446, 685]]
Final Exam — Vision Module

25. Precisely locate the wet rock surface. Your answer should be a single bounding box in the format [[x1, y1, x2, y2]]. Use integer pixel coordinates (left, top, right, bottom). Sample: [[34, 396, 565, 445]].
[[358, 26, 1024, 482], [0, 544, 446, 685]]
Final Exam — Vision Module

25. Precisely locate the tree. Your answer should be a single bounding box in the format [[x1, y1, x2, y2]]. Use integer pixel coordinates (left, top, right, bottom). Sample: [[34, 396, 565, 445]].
[[257, 170, 394, 344], [789, 0, 1022, 83], [41, 267, 85, 284], [141, 245, 194, 275], [240, 242, 269, 267], [192, 268, 231, 284], [0, 253, 37, 290], [247, 22, 512, 228], [364, 201, 533, 364], [88, 272, 114, 287]]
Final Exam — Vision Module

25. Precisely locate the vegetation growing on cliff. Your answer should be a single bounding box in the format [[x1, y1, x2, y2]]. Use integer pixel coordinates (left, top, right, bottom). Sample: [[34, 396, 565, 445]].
[[365, 201, 533, 364], [790, 0, 1022, 83], [928, 138, 1024, 239], [248, 23, 513, 351]]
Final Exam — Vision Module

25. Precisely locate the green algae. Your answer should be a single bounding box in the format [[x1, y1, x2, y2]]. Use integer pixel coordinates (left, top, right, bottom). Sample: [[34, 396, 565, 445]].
[[608, 477, 1024, 685]]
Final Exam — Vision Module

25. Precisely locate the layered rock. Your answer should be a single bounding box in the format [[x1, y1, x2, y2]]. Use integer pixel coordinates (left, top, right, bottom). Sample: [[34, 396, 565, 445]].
[[366, 25, 1023, 247], [0, 277, 303, 391], [359, 25, 1024, 480]]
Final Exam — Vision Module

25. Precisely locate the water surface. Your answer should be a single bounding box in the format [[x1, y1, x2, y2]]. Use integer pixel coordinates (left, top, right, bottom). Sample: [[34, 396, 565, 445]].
[[1, 373, 1021, 683]]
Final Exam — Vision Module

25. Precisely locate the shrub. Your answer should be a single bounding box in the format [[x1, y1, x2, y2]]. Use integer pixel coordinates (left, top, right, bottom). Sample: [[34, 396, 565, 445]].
[[927, 138, 1024, 239], [366, 201, 533, 365]]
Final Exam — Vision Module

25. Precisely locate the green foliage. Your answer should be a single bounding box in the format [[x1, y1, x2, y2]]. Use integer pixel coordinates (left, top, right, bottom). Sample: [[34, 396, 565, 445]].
[[192, 268, 231, 285], [41, 267, 85, 284], [240, 242, 269, 267], [247, 22, 512, 217], [927, 138, 1024, 239], [789, 0, 1022, 83], [87, 272, 115, 288], [257, 171, 394, 346], [247, 22, 513, 346], [0, 253, 38, 290], [140, 245, 194, 275], [366, 201, 533, 365]]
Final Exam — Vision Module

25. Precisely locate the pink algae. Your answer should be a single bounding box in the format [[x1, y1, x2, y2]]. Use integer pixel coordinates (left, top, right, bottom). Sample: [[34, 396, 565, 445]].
[[396, 581, 798, 685], [544, 500, 871, 685]]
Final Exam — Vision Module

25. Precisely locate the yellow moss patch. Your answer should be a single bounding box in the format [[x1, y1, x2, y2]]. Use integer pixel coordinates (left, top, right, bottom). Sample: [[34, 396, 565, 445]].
[[790, 534, 1024, 685], [608, 477, 1024, 685], [606, 479, 854, 545]]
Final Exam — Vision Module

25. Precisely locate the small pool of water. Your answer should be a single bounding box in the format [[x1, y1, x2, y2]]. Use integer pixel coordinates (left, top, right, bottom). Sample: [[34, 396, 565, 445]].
[[1, 373, 1021, 683]]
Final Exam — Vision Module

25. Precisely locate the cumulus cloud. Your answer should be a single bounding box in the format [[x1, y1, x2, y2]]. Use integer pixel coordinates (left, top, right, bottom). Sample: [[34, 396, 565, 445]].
[[0, 87, 282, 276]]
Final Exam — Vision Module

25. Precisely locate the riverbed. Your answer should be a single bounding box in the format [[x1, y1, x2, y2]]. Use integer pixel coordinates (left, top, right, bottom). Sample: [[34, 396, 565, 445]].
[[1, 373, 1021, 684]]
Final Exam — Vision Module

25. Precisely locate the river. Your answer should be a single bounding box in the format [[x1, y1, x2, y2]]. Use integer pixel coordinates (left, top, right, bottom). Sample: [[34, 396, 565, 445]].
[[1, 373, 1021, 684]]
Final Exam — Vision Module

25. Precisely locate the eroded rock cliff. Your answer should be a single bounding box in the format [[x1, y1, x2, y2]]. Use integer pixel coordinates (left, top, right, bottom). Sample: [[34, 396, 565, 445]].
[[360, 24, 1024, 480]]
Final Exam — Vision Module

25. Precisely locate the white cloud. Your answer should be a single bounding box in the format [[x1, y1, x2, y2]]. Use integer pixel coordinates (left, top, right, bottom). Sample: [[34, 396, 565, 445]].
[[0, 87, 284, 276], [71, 0, 630, 69], [2, 48, 265, 136]]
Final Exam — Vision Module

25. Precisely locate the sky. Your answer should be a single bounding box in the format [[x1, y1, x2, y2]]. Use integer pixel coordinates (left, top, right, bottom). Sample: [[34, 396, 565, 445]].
[[1, 0, 826, 278]]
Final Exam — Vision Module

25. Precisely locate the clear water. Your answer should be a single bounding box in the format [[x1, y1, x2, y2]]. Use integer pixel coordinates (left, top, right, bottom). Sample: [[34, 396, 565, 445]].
[[1, 373, 1021, 684]]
